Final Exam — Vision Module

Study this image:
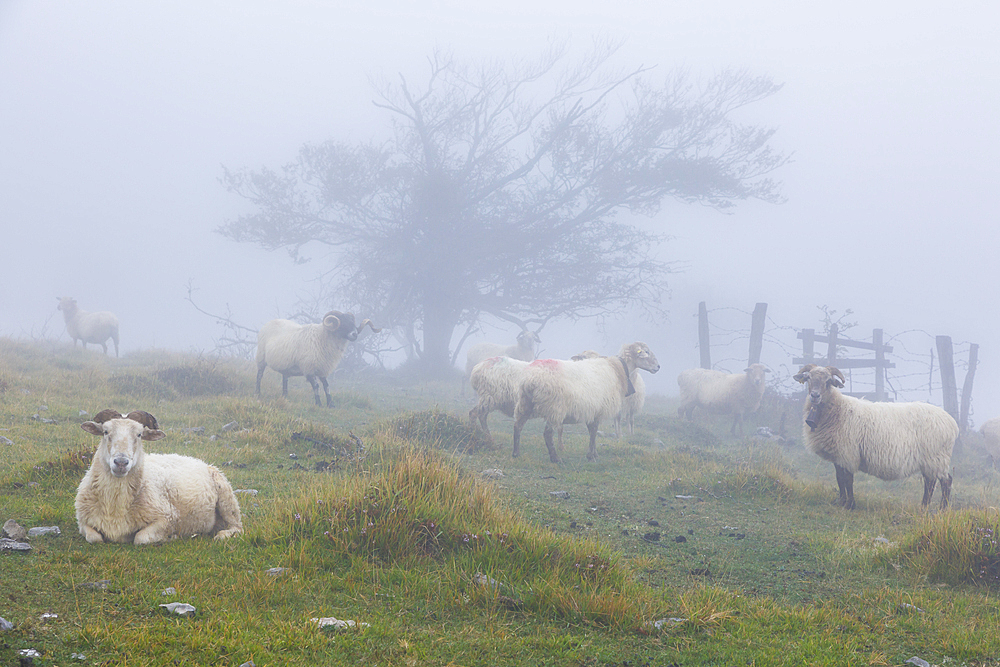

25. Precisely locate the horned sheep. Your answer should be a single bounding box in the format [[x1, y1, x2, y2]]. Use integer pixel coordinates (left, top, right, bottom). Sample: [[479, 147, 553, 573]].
[[255, 311, 380, 407], [75, 410, 243, 544], [57, 297, 119, 356], [512, 342, 660, 463], [794, 364, 958, 510], [677, 363, 771, 436]]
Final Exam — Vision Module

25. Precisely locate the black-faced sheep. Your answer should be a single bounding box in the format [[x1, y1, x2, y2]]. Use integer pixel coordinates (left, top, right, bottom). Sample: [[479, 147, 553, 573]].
[[512, 342, 660, 463], [677, 363, 771, 437], [75, 410, 243, 544], [255, 311, 380, 407], [793, 364, 958, 510], [57, 297, 119, 356]]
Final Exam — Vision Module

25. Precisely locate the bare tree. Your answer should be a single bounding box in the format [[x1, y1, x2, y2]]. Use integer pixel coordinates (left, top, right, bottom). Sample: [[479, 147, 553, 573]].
[[220, 43, 787, 374]]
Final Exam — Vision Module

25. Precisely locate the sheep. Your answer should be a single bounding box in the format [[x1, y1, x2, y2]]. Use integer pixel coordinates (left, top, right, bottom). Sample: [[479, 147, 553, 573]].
[[255, 311, 380, 407], [75, 409, 243, 544], [469, 350, 602, 445], [615, 344, 646, 437], [793, 364, 958, 510], [57, 297, 119, 356], [463, 330, 541, 394], [512, 342, 660, 463], [677, 363, 771, 437], [980, 417, 1000, 467]]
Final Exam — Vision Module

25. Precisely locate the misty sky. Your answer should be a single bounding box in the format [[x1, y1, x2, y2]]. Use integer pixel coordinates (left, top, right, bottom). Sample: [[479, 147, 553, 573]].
[[1, 2, 997, 418]]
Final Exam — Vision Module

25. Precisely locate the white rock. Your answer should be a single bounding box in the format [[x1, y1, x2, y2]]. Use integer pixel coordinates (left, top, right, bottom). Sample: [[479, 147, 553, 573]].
[[311, 616, 369, 630], [160, 603, 196, 616]]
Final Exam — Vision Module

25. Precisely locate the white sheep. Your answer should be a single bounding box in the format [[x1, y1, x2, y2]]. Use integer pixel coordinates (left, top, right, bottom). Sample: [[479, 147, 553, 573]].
[[57, 297, 119, 356], [75, 409, 243, 544], [980, 417, 1000, 467], [463, 330, 541, 394], [512, 342, 660, 463], [677, 363, 771, 437], [255, 311, 380, 407], [615, 347, 646, 438], [794, 364, 958, 510]]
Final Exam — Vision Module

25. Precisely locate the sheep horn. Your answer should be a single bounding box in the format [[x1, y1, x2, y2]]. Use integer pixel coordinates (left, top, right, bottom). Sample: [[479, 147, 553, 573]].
[[826, 367, 846, 384], [358, 319, 382, 334], [322, 313, 341, 329], [125, 411, 160, 430], [92, 409, 123, 424]]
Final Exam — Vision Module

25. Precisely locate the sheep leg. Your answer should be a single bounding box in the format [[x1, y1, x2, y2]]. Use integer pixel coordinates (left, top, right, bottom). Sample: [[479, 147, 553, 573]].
[[100, 341, 108, 355], [834, 465, 855, 509], [586, 422, 599, 462], [543, 424, 560, 463], [921, 474, 938, 508], [305, 376, 323, 406], [80, 524, 105, 544], [512, 414, 530, 458], [319, 376, 333, 407], [134, 521, 172, 545], [939, 473, 952, 509], [255, 366, 266, 395], [557, 424, 564, 453], [731, 413, 745, 438]]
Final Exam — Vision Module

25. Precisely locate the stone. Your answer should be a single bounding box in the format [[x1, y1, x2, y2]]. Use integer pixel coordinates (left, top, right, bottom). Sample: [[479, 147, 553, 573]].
[[549, 491, 570, 499], [904, 658, 930, 667], [481, 468, 504, 479], [3, 519, 26, 541], [311, 616, 369, 630], [160, 602, 196, 616], [162, 587, 177, 596], [0, 617, 13, 631], [0, 538, 32, 552], [27, 526, 60, 537]]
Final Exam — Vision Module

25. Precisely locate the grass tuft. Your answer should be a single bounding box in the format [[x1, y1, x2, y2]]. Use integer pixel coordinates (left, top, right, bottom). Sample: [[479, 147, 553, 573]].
[[388, 409, 494, 453], [893, 508, 1000, 587]]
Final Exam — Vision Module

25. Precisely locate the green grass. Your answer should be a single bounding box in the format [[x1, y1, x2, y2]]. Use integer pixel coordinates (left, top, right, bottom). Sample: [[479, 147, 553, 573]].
[[2, 338, 1000, 665]]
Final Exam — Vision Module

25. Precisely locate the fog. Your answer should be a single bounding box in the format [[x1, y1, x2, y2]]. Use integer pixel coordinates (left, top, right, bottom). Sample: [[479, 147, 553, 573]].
[[1, 2, 997, 419]]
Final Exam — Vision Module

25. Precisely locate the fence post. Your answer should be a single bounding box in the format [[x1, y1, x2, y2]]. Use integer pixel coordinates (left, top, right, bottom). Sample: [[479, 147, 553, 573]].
[[800, 329, 815, 364], [960, 343, 979, 434], [826, 324, 839, 365], [873, 328, 885, 401], [936, 335, 959, 421], [698, 302, 711, 369], [748, 302, 767, 366]]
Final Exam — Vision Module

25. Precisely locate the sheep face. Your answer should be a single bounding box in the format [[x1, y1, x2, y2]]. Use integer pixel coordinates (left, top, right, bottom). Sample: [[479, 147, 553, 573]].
[[793, 365, 846, 429], [82, 414, 165, 478], [517, 330, 541, 348], [323, 311, 359, 341], [57, 296, 77, 314], [623, 342, 660, 374], [744, 363, 771, 388]]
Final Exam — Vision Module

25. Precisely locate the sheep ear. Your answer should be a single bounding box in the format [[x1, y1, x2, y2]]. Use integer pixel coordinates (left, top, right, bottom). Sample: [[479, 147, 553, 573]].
[[827, 377, 845, 389], [792, 372, 809, 384], [140, 428, 166, 442], [81, 421, 103, 436], [826, 366, 846, 385]]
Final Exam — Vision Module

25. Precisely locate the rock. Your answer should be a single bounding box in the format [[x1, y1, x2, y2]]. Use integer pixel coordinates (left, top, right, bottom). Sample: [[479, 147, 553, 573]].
[[79, 410, 89, 416], [3, 519, 26, 541], [549, 491, 570, 499], [646, 617, 687, 630], [899, 603, 925, 613], [27, 526, 60, 537], [160, 602, 196, 616], [0, 537, 32, 552], [647, 519, 660, 527], [311, 616, 369, 630], [162, 587, 177, 596], [234, 489, 259, 496], [19, 648, 41, 665], [221, 421, 239, 432], [71, 653, 86, 661], [239, 662, 255, 667], [0, 617, 13, 631], [905, 658, 930, 667], [674, 495, 694, 500], [473, 572, 500, 589], [0, 435, 13, 445], [643, 532, 661, 542], [674, 535, 687, 543], [265, 567, 291, 576], [481, 468, 504, 480], [174, 427, 205, 434], [31, 414, 57, 424]]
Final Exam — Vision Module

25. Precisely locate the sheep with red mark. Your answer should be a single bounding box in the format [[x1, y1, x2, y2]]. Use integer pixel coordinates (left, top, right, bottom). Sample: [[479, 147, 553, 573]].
[[512, 342, 660, 462], [75, 410, 243, 544], [256, 311, 380, 407]]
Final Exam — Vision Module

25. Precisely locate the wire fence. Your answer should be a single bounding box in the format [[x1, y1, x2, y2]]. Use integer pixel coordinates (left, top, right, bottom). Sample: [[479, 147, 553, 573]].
[[694, 304, 981, 426]]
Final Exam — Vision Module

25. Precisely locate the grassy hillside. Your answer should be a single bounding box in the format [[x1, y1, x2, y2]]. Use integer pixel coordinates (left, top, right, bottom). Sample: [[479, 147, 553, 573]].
[[2, 339, 1000, 666]]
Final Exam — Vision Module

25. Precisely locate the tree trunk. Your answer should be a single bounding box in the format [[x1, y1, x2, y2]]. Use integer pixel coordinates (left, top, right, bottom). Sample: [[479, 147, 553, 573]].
[[420, 297, 459, 376]]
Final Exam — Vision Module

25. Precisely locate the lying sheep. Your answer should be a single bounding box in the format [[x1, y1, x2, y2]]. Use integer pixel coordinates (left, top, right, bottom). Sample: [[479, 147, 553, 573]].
[[677, 363, 771, 437], [615, 344, 646, 437], [794, 364, 958, 510], [981, 418, 1000, 467], [512, 342, 660, 463], [57, 297, 119, 356], [256, 311, 380, 407], [75, 410, 243, 544]]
